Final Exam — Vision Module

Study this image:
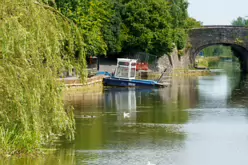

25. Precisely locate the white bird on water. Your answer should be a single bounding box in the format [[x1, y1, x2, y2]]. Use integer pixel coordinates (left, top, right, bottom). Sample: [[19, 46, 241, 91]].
[[147, 161, 156, 165], [123, 112, 130, 118]]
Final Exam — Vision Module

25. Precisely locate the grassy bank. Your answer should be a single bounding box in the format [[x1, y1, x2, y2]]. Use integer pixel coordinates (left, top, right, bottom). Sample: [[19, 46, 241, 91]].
[[172, 69, 211, 77], [195, 56, 221, 69], [64, 81, 104, 94], [136, 72, 162, 80]]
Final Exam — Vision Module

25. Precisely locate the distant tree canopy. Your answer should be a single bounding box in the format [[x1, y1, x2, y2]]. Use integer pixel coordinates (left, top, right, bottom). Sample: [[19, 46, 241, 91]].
[[55, 0, 201, 57], [202, 45, 233, 57], [232, 16, 248, 26]]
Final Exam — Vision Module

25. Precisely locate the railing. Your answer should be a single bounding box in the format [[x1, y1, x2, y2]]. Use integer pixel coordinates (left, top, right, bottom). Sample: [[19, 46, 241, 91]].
[[128, 52, 158, 72]]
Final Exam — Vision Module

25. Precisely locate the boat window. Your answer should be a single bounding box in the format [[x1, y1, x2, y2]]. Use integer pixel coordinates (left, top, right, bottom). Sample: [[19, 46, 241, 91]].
[[115, 66, 129, 78], [130, 68, 135, 78], [118, 61, 129, 66], [115, 59, 137, 79]]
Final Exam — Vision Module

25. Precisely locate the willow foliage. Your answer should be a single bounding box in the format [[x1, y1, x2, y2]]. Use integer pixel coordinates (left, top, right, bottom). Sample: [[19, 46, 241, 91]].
[[56, 0, 111, 56], [0, 0, 86, 155]]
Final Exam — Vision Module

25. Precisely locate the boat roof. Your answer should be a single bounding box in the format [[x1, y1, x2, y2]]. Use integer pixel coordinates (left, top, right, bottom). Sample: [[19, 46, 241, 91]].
[[117, 58, 137, 63]]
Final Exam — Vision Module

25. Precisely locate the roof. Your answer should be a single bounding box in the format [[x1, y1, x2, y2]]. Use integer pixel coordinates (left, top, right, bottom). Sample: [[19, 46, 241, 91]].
[[117, 58, 137, 63]]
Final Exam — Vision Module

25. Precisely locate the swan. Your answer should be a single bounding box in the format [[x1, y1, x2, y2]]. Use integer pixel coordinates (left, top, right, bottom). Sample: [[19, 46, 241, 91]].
[[147, 161, 156, 165], [123, 112, 130, 118]]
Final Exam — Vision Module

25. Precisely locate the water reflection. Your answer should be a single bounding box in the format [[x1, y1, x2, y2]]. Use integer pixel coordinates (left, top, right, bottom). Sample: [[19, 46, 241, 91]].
[[64, 77, 198, 164], [181, 72, 248, 165], [229, 74, 248, 107], [103, 80, 195, 124], [0, 149, 75, 165], [104, 88, 137, 122], [197, 74, 230, 109], [199, 75, 229, 100], [65, 92, 104, 118], [5, 71, 248, 165]]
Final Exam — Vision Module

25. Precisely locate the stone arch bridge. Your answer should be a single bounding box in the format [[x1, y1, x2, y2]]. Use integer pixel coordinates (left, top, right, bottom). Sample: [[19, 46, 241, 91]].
[[187, 26, 248, 72]]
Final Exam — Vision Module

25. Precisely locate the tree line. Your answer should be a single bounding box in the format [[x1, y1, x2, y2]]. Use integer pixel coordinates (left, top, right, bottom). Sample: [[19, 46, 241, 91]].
[[53, 0, 201, 57]]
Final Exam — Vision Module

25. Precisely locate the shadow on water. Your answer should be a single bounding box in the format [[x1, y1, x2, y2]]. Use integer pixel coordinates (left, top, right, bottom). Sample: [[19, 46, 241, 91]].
[[228, 73, 248, 107]]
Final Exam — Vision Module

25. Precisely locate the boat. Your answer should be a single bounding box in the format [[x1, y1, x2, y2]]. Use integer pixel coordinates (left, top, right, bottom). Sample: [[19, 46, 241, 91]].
[[103, 58, 168, 88]]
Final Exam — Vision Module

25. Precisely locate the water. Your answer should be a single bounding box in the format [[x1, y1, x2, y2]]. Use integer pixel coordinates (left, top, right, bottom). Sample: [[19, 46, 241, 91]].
[[3, 70, 248, 165]]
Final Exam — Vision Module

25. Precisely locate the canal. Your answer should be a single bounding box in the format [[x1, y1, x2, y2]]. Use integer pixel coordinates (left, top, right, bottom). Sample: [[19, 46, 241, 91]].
[[3, 68, 248, 165]]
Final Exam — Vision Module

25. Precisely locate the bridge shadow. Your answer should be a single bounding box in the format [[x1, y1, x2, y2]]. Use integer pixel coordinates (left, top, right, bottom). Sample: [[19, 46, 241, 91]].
[[228, 73, 248, 107]]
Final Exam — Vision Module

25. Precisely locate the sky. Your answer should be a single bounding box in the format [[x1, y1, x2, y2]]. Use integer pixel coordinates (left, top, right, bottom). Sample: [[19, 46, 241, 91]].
[[187, 0, 248, 25]]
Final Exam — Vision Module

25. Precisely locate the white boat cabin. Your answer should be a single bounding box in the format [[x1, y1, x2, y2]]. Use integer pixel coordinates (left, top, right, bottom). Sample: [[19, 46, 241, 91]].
[[114, 58, 137, 79]]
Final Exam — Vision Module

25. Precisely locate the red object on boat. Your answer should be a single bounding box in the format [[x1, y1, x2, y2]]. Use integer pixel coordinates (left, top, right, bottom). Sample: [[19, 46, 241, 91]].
[[136, 62, 148, 71], [136, 62, 141, 71], [142, 63, 148, 70]]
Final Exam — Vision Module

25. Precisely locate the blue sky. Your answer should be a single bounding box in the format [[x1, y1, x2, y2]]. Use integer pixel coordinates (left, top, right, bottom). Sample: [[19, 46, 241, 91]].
[[188, 0, 248, 25]]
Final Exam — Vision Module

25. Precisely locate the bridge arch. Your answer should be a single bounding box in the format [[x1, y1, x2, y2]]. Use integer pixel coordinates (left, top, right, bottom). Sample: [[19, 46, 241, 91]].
[[188, 26, 248, 72]]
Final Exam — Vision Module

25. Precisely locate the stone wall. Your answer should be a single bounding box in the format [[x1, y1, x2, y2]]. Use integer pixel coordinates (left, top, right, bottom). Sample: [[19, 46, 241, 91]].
[[156, 48, 191, 73]]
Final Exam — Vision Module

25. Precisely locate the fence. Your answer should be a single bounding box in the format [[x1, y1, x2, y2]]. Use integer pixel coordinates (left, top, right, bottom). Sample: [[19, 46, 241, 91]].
[[128, 52, 158, 72]]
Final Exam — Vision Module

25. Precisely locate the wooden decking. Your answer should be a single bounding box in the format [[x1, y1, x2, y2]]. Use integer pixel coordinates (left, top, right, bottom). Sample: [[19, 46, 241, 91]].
[[59, 75, 106, 88]]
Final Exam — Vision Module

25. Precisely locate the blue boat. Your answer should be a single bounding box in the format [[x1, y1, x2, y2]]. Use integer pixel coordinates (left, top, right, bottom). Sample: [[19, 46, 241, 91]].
[[102, 58, 167, 88]]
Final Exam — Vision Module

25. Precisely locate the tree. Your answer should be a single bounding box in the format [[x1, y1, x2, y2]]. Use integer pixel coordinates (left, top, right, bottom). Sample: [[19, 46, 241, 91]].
[[55, 0, 201, 57], [0, 0, 85, 155], [202, 45, 233, 57], [56, 0, 111, 56], [102, 0, 127, 54], [119, 0, 199, 56], [169, 0, 189, 28], [213, 47, 223, 56], [120, 0, 174, 55], [232, 16, 248, 26]]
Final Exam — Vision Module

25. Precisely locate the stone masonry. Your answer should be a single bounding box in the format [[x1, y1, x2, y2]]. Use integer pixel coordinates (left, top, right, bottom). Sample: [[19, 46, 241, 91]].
[[158, 26, 248, 73]]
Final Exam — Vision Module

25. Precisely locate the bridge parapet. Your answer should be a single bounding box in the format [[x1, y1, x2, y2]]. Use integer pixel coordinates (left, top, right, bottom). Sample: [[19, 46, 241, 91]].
[[189, 26, 248, 55], [186, 25, 248, 72], [192, 25, 248, 29]]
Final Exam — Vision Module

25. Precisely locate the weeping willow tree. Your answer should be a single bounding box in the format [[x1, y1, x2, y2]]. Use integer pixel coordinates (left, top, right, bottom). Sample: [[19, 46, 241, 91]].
[[0, 0, 86, 155]]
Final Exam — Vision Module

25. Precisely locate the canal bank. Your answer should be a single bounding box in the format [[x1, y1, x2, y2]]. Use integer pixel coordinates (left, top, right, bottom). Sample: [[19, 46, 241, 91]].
[[61, 70, 211, 93]]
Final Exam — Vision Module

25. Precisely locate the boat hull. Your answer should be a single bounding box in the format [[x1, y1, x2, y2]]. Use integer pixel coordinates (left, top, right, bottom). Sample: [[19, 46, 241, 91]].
[[103, 77, 166, 88]]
